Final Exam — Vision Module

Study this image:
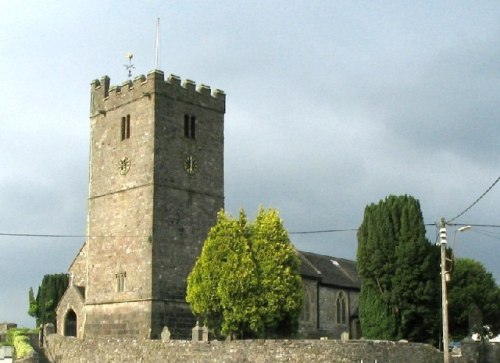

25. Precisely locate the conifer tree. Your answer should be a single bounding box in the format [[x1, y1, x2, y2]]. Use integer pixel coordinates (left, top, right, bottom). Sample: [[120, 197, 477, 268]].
[[186, 208, 302, 339], [28, 273, 69, 327], [250, 208, 303, 336], [357, 195, 440, 344]]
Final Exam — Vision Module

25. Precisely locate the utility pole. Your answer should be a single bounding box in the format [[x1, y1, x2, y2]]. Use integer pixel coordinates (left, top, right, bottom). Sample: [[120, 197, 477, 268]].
[[439, 217, 450, 363]]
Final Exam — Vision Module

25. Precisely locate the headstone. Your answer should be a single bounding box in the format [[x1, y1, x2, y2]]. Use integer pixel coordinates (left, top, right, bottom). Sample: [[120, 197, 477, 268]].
[[161, 326, 171, 342], [44, 323, 55, 336], [192, 321, 203, 342], [202, 325, 209, 342], [340, 331, 349, 341]]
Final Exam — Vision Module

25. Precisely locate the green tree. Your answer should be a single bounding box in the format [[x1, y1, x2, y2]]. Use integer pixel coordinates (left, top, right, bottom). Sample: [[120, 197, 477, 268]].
[[28, 273, 68, 327], [448, 258, 500, 340], [357, 195, 440, 344], [28, 287, 37, 318], [358, 284, 396, 340], [186, 208, 303, 339]]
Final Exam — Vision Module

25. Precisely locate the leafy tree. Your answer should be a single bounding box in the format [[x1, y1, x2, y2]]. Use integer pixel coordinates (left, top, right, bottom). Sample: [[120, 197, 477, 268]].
[[28, 287, 37, 318], [28, 273, 68, 327], [448, 258, 500, 340], [357, 195, 440, 344], [186, 208, 303, 339], [358, 284, 396, 340]]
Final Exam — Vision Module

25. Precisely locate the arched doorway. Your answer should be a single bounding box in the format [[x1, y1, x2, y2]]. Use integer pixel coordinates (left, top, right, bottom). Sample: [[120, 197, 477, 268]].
[[64, 309, 77, 337]]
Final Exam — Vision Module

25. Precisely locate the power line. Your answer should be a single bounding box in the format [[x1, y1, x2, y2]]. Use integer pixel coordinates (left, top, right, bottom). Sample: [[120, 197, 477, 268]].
[[0, 233, 142, 239], [1, 223, 500, 239], [0, 232, 85, 238], [1, 230, 361, 238], [446, 176, 500, 224], [472, 229, 500, 242], [289, 228, 358, 235]]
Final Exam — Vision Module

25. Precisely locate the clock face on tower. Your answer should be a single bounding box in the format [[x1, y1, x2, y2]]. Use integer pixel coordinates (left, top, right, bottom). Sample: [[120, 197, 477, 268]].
[[119, 156, 131, 175], [184, 155, 197, 175]]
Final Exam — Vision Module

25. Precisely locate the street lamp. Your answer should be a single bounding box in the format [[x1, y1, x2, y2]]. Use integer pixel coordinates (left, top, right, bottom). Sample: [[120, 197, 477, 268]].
[[452, 226, 472, 255], [450, 226, 472, 274]]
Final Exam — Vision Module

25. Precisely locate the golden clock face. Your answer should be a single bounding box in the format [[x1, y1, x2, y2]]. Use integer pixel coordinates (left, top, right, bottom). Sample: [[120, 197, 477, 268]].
[[119, 156, 131, 175], [184, 155, 197, 175]]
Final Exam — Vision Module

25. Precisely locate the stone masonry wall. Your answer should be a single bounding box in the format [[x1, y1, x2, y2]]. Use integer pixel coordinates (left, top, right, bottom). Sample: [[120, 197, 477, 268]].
[[45, 334, 445, 363], [298, 279, 318, 336], [78, 70, 226, 339]]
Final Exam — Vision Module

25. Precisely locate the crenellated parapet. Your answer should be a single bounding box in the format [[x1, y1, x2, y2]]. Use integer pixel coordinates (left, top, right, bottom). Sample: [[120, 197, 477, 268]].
[[90, 70, 225, 117]]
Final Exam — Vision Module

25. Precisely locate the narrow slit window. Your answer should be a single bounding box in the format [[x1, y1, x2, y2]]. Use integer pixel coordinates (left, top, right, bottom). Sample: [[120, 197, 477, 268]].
[[121, 117, 126, 140], [121, 115, 131, 140], [184, 114, 196, 139], [126, 114, 131, 139]]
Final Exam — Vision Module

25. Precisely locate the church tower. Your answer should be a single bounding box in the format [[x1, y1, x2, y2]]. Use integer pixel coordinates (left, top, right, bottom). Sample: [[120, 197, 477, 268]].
[[79, 70, 225, 338]]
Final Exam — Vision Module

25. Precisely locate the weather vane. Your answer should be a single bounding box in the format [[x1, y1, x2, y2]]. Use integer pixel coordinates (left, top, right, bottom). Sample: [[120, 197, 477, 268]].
[[124, 52, 135, 78]]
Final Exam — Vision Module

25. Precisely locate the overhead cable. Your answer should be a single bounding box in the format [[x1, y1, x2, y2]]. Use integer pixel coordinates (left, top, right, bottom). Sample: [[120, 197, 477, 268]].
[[446, 176, 500, 224]]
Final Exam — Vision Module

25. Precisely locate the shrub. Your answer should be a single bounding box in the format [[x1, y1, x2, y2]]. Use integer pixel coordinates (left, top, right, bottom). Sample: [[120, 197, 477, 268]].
[[13, 334, 34, 359], [5, 328, 37, 359]]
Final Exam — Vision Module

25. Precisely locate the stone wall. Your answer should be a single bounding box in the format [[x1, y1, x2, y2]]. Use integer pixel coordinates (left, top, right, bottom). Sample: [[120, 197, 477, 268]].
[[460, 339, 500, 363], [298, 279, 318, 335], [45, 334, 445, 363]]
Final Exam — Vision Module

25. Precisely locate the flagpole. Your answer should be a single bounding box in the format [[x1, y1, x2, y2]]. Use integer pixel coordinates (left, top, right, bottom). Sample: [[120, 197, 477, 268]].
[[155, 18, 161, 70]]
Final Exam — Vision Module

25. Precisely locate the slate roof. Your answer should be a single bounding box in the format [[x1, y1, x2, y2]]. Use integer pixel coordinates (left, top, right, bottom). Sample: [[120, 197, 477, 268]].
[[298, 251, 361, 290]]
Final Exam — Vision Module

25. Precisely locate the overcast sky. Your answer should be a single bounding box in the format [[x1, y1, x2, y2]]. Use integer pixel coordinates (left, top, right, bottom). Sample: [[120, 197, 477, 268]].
[[1, 1, 499, 328]]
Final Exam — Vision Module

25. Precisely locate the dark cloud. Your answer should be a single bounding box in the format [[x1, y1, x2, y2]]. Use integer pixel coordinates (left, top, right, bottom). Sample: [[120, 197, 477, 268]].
[[1, 1, 498, 327]]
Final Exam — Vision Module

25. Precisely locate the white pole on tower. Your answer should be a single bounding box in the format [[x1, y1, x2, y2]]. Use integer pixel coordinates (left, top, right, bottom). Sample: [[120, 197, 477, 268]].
[[155, 18, 161, 70]]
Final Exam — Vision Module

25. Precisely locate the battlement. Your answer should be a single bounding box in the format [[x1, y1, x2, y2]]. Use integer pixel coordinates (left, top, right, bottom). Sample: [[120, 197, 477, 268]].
[[90, 70, 225, 116]]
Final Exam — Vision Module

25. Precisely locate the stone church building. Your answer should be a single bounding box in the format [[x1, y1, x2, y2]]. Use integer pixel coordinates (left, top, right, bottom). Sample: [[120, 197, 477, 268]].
[[56, 69, 360, 340]]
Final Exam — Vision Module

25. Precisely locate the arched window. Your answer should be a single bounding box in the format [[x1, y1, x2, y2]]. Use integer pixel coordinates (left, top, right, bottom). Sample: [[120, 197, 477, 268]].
[[336, 291, 347, 325], [64, 309, 77, 337]]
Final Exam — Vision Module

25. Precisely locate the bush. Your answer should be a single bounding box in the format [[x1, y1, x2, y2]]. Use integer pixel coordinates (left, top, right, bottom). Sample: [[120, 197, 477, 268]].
[[187, 208, 303, 339], [5, 328, 37, 359], [13, 334, 34, 359]]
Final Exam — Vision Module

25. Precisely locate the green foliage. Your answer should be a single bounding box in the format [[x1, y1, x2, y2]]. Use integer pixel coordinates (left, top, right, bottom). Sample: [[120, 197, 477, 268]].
[[13, 334, 34, 359], [5, 328, 38, 359], [187, 208, 303, 339], [448, 258, 500, 340], [28, 287, 37, 318], [357, 195, 440, 344], [29, 273, 69, 326], [359, 284, 396, 339], [6, 328, 27, 346]]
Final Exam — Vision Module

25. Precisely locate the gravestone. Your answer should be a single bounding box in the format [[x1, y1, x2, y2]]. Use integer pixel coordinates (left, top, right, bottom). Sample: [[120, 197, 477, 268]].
[[192, 322, 209, 342], [161, 326, 171, 342]]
